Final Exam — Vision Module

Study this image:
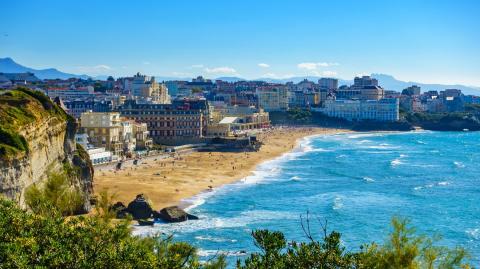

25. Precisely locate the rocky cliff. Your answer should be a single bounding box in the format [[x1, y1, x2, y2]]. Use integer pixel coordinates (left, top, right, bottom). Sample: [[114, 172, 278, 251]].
[[0, 88, 93, 212]]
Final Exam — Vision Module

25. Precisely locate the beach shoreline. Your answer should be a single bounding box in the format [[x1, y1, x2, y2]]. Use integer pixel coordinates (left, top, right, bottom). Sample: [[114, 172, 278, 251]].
[[94, 127, 350, 210]]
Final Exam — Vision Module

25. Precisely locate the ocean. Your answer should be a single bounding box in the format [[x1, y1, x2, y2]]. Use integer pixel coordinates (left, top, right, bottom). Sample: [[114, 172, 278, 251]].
[[134, 131, 480, 264]]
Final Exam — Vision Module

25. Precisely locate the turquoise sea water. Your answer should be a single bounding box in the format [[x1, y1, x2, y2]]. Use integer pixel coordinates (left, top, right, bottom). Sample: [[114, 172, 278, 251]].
[[134, 131, 480, 264]]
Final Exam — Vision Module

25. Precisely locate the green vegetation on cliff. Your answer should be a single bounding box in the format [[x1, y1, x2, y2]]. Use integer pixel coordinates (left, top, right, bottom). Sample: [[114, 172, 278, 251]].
[[0, 88, 73, 161], [25, 171, 85, 216]]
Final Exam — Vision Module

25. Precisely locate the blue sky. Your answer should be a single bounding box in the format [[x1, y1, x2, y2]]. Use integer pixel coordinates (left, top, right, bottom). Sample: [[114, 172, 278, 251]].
[[1, 0, 479, 86]]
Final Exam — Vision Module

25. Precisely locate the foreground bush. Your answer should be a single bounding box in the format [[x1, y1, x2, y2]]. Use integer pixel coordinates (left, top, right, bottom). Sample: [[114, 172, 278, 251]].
[[237, 217, 470, 269], [0, 198, 226, 268]]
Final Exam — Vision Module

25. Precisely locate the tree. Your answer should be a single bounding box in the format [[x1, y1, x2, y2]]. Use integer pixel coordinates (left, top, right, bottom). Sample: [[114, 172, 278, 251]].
[[237, 216, 470, 269]]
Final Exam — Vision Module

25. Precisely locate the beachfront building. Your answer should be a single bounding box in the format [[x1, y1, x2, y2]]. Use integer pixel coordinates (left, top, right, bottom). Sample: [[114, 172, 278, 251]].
[[74, 133, 114, 165], [132, 121, 153, 150], [79, 112, 124, 156], [208, 105, 270, 137], [119, 120, 136, 154], [314, 98, 399, 122], [118, 99, 209, 145], [256, 85, 288, 111]]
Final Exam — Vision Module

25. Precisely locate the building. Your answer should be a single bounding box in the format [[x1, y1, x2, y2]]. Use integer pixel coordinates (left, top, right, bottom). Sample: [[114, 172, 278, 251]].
[[315, 98, 399, 122], [208, 105, 270, 137], [318, 78, 338, 91], [165, 80, 188, 97], [132, 122, 153, 150], [131, 72, 170, 103], [353, 76, 378, 87], [80, 112, 124, 156], [402, 85, 421, 96], [119, 120, 136, 154], [75, 133, 113, 165], [349, 76, 385, 100], [118, 99, 209, 145], [256, 86, 288, 111], [288, 91, 320, 108], [63, 99, 112, 119], [44, 86, 95, 101]]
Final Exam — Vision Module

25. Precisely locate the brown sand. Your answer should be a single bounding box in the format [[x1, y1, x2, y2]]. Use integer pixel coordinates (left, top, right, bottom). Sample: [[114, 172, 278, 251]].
[[94, 127, 349, 210]]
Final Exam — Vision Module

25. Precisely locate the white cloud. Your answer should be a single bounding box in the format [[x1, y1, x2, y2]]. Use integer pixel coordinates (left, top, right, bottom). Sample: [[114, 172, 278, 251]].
[[93, 64, 111, 70], [297, 62, 339, 70], [190, 64, 204, 68], [297, 62, 318, 70], [258, 63, 270, 68], [304, 70, 338, 77], [204, 66, 238, 75], [76, 64, 112, 74]]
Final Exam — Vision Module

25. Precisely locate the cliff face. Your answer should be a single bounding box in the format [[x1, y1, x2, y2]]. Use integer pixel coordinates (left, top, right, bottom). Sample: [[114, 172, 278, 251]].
[[0, 88, 93, 212]]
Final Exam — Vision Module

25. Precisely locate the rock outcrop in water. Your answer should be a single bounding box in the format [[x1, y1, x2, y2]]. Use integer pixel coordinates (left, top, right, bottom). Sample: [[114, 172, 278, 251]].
[[126, 194, 153, 219], [0, 88, 93, 213], [157, 206, 199, 222]]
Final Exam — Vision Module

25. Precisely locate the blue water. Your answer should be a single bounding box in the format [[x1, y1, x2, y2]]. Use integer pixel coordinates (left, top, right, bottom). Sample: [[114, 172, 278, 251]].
[[134, 131, 480, 264]]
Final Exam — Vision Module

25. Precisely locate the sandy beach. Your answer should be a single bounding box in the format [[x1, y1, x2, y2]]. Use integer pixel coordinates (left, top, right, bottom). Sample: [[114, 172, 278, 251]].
[[94, 127, 349, 210]]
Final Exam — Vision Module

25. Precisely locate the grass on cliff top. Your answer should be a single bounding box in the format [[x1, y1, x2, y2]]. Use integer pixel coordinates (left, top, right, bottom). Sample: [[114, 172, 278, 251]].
[[0, 88, 72, 161]]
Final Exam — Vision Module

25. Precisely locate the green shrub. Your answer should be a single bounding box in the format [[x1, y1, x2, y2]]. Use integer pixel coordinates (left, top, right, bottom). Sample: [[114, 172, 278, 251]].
[[237, 217, 470, 269], [24, 172, 85, 216], [0, 127, 29, 160], [0, 198, 227, 268]]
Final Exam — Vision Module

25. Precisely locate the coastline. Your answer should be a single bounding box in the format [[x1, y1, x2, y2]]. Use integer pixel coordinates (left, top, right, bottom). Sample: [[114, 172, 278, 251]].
[[94, 127, 350, 210]]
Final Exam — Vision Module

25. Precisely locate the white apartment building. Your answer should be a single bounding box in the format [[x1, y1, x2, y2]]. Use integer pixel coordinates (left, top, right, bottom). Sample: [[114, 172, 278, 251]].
[[314, 98, 399, 122]]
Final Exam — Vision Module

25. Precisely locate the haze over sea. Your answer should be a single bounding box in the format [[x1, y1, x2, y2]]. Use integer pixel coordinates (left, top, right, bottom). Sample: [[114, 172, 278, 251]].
[[135, 131, 480, 264]]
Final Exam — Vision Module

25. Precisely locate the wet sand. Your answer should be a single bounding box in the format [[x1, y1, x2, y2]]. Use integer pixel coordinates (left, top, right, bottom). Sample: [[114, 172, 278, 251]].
[[94, 127, 349, 210]]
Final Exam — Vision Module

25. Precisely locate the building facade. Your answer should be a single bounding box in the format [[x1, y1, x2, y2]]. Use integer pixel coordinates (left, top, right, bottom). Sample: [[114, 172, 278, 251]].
[[315, 98, 399, 122], [118, 99, 208, 145], [256, 86, 288, 111], [80, 112, 123, 156]]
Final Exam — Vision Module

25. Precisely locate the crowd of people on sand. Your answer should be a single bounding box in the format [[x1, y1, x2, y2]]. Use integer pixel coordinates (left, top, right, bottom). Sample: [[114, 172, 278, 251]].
[[95, 127, 342, 202], [101, 127, 330, 176]]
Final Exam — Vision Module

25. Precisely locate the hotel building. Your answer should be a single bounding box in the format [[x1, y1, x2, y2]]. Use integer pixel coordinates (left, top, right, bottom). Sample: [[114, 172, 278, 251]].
[[315, 98, 399, 122], [118, 99, 209, 145]]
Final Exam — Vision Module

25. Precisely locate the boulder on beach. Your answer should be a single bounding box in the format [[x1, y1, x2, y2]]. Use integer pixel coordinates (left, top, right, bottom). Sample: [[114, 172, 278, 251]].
[[126, 194, 153, 220], [157, 206, 198, 222]]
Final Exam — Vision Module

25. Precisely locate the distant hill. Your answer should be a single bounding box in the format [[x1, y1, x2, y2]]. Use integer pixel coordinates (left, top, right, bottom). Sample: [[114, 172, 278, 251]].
[[0, 57, 90, 80], [370, 74, 480, 95]]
